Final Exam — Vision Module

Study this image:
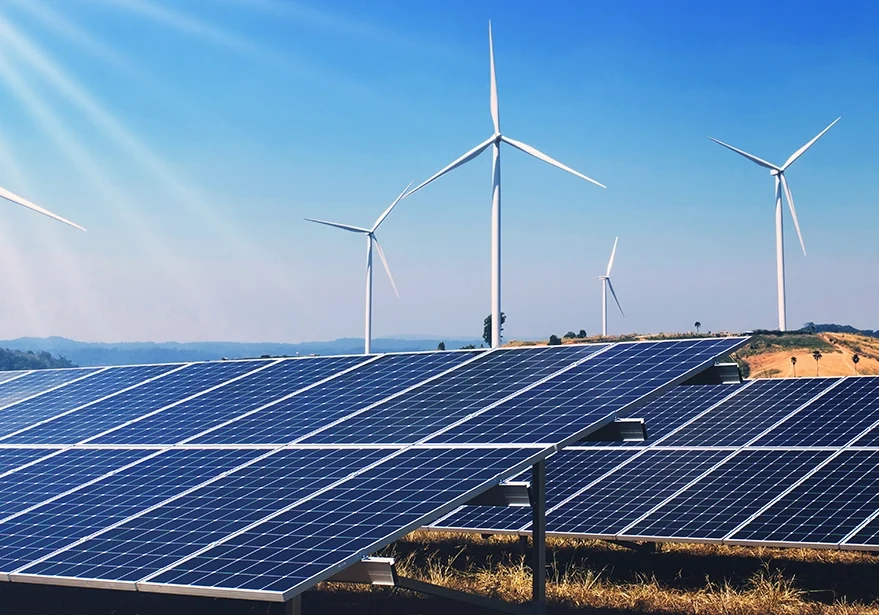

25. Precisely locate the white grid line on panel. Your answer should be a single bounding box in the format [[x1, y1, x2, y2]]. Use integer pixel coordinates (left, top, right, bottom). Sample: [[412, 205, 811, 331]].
[[0, 368, 109, 413]]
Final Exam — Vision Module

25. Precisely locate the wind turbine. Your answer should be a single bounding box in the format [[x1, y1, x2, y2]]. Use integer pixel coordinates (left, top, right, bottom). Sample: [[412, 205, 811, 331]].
[[599, 236, 623, 337], [0, 184, 85, 231], [305, 182, 412, 355], [405, 22, 605, 348], [710, 118, 839, 331]]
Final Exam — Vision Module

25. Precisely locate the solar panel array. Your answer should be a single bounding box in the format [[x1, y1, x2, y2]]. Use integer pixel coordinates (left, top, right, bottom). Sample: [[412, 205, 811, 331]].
[[0, 338, 745, 603], [434, 375, 879, 552]]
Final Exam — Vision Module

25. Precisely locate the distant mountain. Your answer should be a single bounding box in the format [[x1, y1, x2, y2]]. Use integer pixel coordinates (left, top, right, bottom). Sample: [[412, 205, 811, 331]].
[[0, 337, 483, 367], [0, 347, 76, 371]]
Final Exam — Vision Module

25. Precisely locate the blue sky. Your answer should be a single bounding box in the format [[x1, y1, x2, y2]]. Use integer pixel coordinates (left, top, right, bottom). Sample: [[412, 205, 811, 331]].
[[0, 0, 876, 343]]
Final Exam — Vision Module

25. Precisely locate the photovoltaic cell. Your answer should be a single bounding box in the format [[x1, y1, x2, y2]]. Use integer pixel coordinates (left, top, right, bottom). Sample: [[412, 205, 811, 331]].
[[844, 514, 879, 547], [20, 448, 392, 582], [145, 447, 539, 595], [0, 368, 99, 409], [0, 448, 66, 476], [0, 448, 151, 518], [3, 361, 268, 444], [92, 356, 367, 445], [301, 345, 606, 445], [0, 365, 180, 439], [603, 383, 740, 446], [0, 448, 262, 573], [752, 378, 879, 447], [658, 378, 836, 447], [0, 371, 26, 385], [548, 449, 729, 535], [622, 450, 831, 540], [190, 351, 481, 445], [434, 449, 634, 533], [730, 450, 879, 545], [432, 338, 745, 445]]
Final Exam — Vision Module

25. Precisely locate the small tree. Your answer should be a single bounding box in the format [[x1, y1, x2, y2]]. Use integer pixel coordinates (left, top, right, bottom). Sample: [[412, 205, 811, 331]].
[[853, 354, 860, 374], [578, 329, 588, 338], [436, 342, 446, 351], [460, 344, 476, 350], [548, 334, 562, 346], [563, 331, 577, 339], [483, 312, 507, 346], [790, 356, 797, 377], [813, 350, 822, 376], [694, 321, 702, 334]]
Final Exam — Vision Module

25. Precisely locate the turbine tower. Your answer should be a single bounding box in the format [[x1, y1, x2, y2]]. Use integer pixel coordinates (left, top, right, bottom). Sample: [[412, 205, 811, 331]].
[[599, 236, 623, 337], [710, 118, 839, 331], [305, 182, 411, 355], [0, 184, 85, 231], [406, 22, 604, 348]]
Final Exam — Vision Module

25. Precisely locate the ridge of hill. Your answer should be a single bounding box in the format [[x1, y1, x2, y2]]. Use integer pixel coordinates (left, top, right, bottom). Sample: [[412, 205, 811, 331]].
[[0, 348, 76, 371]]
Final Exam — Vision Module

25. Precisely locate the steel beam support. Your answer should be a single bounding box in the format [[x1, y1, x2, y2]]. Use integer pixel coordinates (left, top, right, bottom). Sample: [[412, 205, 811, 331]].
[[531, 460, 547, 615]]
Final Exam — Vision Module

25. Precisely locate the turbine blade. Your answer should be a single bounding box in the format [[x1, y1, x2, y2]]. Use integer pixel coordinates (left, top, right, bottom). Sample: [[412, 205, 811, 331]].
[[606, 236, 618, 277], [489, 21, 500, 134], [779, 173, 807, 256], [372, 236, 398, 297], [501, 136, 606, 188], [782, 117, 840, 170], [373, 180, 414, 231], [607, 278, 625, 318], [708, 137, 780, 171], [405, 136, 495, 199], [0, 185, 85, 231], [303, 217, 369, 233]]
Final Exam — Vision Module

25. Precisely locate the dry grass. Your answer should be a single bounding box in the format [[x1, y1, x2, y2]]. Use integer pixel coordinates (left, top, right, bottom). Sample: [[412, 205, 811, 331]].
[[314, 531, 879, 614], [743, 333, 879, 378]]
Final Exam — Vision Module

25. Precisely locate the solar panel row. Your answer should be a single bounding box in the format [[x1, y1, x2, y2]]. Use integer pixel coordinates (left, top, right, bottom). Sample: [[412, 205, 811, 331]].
[[0, 338, 747, 602], [436, 374, 879, 553]]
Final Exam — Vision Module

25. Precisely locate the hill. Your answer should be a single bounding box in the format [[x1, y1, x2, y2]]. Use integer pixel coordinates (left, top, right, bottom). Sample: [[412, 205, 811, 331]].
[[0, 348, 76, 371], [0, 336, 482, 367]]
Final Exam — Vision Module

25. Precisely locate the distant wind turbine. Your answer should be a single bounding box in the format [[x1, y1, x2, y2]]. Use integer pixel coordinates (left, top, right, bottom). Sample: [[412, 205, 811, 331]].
[[305, 182, 412, 355], [710, 118, 839, 331], [0, 184, 85, 231], [599, 236, 623, 337], [405, 21, 605, 348]]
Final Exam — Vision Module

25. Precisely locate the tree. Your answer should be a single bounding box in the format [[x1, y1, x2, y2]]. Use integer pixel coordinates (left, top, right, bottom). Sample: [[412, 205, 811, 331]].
[[460, 344, 476, 350], [436, 342, 446, 351], [483, 312, 507, 346], [548, 334, 562, 346], [790, 356, 797, 377], [813, 350, 822, 376], [853, 354, 860, 374], [563, 331, 577, 339], [578, 329, 588, 338], [694, 321, 702, 334]]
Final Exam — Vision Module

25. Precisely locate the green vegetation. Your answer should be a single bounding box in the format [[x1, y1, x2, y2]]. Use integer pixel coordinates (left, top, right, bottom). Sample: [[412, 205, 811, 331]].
[[548, 334, 562, 346], [0, 348, 76, 371], [436, 342, 445, 351], [482, 313, 506, 346]]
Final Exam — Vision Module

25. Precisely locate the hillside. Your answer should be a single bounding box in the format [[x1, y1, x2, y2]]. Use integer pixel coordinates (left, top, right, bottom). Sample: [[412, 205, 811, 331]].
[[0, 348, 76, 371]]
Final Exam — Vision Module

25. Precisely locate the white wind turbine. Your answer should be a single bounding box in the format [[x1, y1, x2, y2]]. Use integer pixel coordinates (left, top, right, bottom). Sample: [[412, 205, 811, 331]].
[[0, 184, 85, 231], [405, 21, 604, 348], [599, 236, 623, 337], [710, 118, 839, 331], [305, 182, 412, 355]]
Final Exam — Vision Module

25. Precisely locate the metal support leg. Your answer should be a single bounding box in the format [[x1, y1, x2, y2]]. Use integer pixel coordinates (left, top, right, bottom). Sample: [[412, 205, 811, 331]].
[[285, 594, 302, 615], [531, 461, 546, 615]]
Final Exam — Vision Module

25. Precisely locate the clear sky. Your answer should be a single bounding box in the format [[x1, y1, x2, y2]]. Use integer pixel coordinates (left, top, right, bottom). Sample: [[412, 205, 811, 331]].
[[0, 0, 876, 343]]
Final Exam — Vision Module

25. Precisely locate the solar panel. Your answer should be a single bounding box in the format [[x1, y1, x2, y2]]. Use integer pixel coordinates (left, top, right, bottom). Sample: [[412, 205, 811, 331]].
[[15, 448, 393, 583], [0, 368, 100, 410], [432, 338, 742, 445], [191, 350, 482, 445], [727, 450, 879, 546], [92, 356, 369, 445], [434, 448, 635, 533], [140, 447, 543, 598], [752, 378, 879, 447], [0, 365, 180, 440], [0, 448, 263, 573], [0, 371, 27, 386], [657, 378, 838, 447], [0, 339, 748, 604], [620, 450, 832, 541], [547, 449, 730, 536], [2, 360, 269, 444], [300, 344, 607, 445]]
